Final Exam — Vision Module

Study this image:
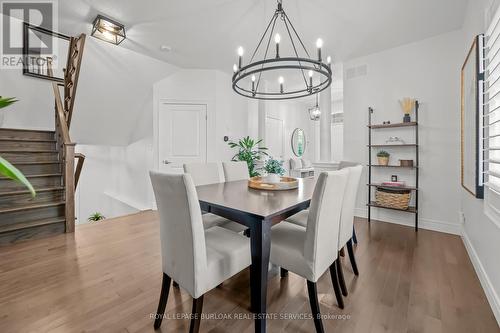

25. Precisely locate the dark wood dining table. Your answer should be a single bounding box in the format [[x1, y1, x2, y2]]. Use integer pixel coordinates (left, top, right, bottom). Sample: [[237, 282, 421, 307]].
[[196, 177, 317, 333]]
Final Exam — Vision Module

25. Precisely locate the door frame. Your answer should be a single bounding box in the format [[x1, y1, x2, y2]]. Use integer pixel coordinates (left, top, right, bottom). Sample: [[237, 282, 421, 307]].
[[154, 98, 215, 172]]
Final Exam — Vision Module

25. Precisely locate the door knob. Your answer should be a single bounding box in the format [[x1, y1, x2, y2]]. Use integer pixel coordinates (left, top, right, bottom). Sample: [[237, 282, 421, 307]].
[[163, 160, 172, 164]]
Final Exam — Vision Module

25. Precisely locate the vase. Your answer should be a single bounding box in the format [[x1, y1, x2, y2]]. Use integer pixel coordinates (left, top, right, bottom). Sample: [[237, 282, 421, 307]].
[[264, 173, 281, 183], [377, 156, 389, 166], [403, 114, 411, 123]]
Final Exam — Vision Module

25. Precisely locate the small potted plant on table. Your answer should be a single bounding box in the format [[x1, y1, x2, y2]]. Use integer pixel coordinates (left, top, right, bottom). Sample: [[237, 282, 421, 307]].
[[377, 150, 390, 166], [263, 157, 285, 183]]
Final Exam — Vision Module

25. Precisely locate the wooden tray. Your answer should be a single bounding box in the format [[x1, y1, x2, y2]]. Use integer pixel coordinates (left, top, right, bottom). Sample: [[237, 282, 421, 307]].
[[248, 176, 299, 191]]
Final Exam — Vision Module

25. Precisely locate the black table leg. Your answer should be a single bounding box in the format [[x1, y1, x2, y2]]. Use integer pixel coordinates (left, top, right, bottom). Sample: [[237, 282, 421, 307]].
[[250, 219, 271, 333]]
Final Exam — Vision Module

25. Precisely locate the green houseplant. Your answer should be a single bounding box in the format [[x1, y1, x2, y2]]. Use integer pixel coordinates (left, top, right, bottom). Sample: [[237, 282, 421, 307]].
[[0, 97, 35, 197], [263, 157, 285, 183], [88, 212, 105, 222], [228, 136, 268, 177], [377, 150, 390, 166]]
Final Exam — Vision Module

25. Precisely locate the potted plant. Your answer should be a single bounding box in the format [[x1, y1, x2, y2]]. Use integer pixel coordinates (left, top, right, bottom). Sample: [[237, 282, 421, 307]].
[[399, 97, 415, 123], [228, 136, 268, 177], [263, 157, 285, 183], [88, 212, 105, 222], [377, 150, 390, 166], [0, 97, 35, 197]]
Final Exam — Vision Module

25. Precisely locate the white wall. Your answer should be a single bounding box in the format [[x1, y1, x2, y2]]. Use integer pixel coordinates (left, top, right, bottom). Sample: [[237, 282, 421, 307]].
[[344, 29, 464, 234], [460, 0, 500, 324]]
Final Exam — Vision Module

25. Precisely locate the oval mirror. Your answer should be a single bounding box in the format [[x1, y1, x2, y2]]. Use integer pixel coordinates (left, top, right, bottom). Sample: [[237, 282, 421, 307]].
[[291, 128, 306, 157]]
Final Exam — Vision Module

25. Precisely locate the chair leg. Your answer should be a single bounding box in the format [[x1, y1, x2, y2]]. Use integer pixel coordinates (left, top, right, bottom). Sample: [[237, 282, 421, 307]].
[[352, 225, 358, 244], [346, 239, 359, 276], [336, 255, 348, 296], [329, 262, 344, 309], [306, 280, 325, 333], [173, 281, 179, 288], [280, 268, 288, 278], [154, 273, 171, 330], [189, 295, 204, 333]]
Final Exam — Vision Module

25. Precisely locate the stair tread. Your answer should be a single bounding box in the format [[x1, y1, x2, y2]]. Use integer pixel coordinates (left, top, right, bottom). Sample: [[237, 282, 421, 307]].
[[8, 161, 61, 165], [0, 216, 65, 234], [0, 201, 65, 214], [0, 150, 57, 153], [0, 138, 56, 143], [0, 128, 55, 134], [0, 187, 64, 196], [0, 173, 62, 180]]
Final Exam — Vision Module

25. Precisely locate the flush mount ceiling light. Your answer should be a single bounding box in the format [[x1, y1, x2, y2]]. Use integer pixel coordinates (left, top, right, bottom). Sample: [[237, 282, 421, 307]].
[[91, 15, 126, 45], [308, 93, 321, 121], [232, 0, 332, 100]]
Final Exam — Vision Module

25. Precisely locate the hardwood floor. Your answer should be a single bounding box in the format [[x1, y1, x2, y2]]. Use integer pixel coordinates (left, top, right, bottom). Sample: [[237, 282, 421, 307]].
[[0, 211, 498, 333]]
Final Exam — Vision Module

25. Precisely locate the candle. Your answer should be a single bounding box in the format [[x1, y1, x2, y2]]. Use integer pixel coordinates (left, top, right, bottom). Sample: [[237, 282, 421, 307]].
[[274, 33, 281, 58], [237, 46, 244, 68], [308, 70, 313, 91], [279, 76, 284, 93], [233, 64, 238, 73], [316, 38, 323, 62], [251, 75, 256, 94], [327, 56, 331, 68]]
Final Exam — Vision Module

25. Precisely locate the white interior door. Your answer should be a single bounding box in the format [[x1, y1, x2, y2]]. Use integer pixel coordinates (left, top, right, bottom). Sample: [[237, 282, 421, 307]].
[[158, 103, 207, 173], [265, 116, 284, 159]]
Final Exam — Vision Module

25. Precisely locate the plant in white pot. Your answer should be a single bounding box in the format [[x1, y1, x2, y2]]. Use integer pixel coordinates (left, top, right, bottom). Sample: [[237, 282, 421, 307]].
[[263, 158, 285, 183]]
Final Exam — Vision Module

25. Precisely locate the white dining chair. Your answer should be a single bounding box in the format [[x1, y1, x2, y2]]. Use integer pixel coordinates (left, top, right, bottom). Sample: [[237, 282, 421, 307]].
[[149, 171, 251, 332], [183, 162, 247, 233], [283, 165, 362, 308], [222, 161, 250, 181], [338, 161, 361, 245], [270, 170, 348, 332]]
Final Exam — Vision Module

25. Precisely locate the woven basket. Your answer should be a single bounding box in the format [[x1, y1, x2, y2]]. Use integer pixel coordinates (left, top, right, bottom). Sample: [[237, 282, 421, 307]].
[[375, 187, 411, 210]]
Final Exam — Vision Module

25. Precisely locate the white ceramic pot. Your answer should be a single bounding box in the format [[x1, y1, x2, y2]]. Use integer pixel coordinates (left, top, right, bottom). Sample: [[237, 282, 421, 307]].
[[264, 173, 281, 183]]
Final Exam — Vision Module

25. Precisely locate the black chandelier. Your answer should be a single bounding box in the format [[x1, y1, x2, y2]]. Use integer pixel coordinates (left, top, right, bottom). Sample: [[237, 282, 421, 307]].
[[232, 0, 332, 100]]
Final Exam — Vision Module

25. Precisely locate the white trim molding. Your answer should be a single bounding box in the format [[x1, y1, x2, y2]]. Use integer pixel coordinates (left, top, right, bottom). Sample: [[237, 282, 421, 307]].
[[462, 227, 500, 326], [354, 207, 462, 235]]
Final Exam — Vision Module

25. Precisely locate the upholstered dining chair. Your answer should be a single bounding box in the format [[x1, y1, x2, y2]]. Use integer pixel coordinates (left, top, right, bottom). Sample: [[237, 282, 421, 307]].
[[222, 161, 250, 181], [183, 162, 246, 233], [338, 161, 361, 245], [270, 170, 348, 332], [284, 165, 362, 308], [149, 171, 251, 332]]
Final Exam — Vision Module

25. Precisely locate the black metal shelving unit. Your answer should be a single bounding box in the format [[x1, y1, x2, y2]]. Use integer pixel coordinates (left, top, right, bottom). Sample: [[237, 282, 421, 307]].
[[367, 101, 420, 231]]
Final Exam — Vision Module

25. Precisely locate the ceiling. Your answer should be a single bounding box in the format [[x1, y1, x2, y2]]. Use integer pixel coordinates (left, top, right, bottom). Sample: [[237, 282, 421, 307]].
[[58, 0, 468, 70]]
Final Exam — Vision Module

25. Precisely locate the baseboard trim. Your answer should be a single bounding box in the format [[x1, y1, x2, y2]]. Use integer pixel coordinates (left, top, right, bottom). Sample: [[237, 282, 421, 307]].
[[354, 207, 462, 235], [462, 227, 500, 326]]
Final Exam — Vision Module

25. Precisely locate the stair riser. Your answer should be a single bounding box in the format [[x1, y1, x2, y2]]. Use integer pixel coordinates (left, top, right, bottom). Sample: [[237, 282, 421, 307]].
[[0, 191, 64, 209], [0, 222, 65, 245], [0, 205, 65, 226], [0, 176, 62, 191], [0, 141, 56, 151], [11, 163, 61, 175], [0, 129, 54, 141], [0, 152, 59, 163]]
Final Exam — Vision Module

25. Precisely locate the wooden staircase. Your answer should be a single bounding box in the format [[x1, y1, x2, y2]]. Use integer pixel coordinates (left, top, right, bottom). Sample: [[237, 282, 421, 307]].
[[0, 33, 86, 245]]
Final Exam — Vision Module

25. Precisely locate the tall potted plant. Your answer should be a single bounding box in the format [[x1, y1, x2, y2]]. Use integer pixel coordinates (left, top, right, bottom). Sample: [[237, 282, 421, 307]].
[[0, 97, 36, 197], [227, 136, 268, 177]]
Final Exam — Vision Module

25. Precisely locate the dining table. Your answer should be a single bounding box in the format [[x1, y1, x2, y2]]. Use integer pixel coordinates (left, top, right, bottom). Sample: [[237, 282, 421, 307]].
[[196, 177, 317, 333]]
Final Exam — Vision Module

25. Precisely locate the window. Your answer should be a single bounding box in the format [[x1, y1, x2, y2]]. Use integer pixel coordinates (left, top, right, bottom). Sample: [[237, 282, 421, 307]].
[[484, 5, 500, 227]]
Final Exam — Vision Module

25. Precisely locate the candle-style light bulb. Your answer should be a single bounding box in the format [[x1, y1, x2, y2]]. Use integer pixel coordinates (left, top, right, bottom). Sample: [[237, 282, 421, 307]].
[[237, 46, 244, 68], [251, 74, 256, 94], [327, 56, 331, 68], [279, 76, 284, 93], [233, 64, 238, 73], [308, 70, 313, 92], [274, 33, 281, 58], [316, 38, 323, 62]]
